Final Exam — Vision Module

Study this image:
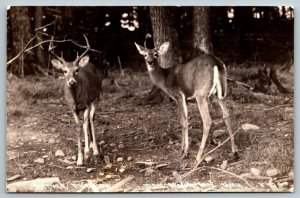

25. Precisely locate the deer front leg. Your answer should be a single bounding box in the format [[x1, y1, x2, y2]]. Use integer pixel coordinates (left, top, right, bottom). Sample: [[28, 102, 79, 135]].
[[178, 94, 189, 159], [89, 101, 99, 156], [193, 96, 212, 168], [72, 110, 83, 166], [83, 107, 91, 162]]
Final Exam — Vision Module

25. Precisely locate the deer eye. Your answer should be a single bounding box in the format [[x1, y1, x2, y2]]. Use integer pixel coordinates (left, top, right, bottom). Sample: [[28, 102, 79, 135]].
[[153, 53, 158, 58], [74, 68, 79, 75], [63, 70, 68, 75]]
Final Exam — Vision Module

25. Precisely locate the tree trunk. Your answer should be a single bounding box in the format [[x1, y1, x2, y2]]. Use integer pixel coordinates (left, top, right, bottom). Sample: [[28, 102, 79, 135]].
[[192, 7, 213, 54], [150, 6, 182, 67], [9, 7, 32, 76]]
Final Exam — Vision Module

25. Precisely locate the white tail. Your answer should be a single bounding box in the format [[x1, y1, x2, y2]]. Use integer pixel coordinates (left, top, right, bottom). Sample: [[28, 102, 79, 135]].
[[50, 35, 101, 166], [135, 39, 238, 168]]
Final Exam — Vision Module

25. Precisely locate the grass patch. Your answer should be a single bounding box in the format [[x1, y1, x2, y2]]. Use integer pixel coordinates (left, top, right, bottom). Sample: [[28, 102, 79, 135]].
[[7, 75, 63, 120]]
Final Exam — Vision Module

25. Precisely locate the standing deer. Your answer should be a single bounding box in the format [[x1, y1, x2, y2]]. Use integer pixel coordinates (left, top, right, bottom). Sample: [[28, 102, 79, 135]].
[[135, 39, 238, 168], [49, 35, 101, 166]]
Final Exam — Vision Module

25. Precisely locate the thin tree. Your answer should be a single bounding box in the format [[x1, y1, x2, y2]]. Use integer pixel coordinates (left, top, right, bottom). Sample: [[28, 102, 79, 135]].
[[8, 6, 32, 77], [34, 6, 45, 67]]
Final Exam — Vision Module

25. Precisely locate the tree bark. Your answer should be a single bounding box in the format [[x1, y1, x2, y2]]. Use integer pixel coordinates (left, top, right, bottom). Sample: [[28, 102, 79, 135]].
[[149, 6, 182, 67], [192, 7, 213, 54]]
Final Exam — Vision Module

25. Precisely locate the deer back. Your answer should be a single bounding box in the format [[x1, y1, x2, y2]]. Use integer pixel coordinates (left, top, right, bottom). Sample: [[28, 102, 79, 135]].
[[174, 54, 227, 98]]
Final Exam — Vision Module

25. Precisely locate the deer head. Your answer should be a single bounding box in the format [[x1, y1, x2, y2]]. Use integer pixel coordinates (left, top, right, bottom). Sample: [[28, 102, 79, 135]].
[[49, 35, 90, 88], [134, 42, 170, 70]]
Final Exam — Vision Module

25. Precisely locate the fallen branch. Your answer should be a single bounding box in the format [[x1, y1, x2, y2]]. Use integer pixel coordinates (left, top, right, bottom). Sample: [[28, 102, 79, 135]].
[[264, 104, 291, 111], [241, 173, 272, 182], [227, 77, 254, 90], [7, 177, 60, 192], [189, 120, 251, 170], [48, 164, 65, 169], [102, 176, 134, 192], [182, 166, 254, 189], [275, 177, 294, 183]]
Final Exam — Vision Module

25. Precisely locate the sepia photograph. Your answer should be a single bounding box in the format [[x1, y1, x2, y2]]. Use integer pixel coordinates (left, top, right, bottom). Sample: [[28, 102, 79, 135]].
[[6, 6, 294, 192]]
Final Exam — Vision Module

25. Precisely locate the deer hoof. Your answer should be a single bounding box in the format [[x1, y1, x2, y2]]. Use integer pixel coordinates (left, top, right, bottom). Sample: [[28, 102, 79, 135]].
[[181, 151, 189, 160], [229, 152, 240, 161], [84, 151, 90, 161], [77, 158, 83, 166], [93, 149, 99, 156]]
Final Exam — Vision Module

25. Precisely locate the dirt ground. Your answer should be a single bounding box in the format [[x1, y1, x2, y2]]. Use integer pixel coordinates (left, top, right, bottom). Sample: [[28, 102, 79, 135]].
[[6, 68, 294, 192]]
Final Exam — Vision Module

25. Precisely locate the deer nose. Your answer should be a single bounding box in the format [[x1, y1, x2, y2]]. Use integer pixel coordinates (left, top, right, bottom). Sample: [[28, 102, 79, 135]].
[[148, 60, 153, 65], [68, 79, 77, 88]]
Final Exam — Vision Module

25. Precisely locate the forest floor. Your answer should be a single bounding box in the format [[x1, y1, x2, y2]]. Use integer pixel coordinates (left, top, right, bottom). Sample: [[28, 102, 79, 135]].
[[6, 65, 294, 192]]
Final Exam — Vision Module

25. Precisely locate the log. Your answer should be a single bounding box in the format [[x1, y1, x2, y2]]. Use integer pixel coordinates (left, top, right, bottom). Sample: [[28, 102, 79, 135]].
[[102, 176, 134, 192], [7, 177, 60, 192]]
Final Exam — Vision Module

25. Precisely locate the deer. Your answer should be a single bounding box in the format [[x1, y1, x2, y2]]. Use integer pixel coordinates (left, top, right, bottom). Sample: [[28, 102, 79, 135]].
[[49, 35, 101, 166], [135, 37, 238, 168]]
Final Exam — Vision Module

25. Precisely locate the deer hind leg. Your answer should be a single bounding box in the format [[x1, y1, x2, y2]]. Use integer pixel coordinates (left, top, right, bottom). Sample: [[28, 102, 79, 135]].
[[89, 101, 99, 156], [194, 95, 212, 168], [72, 110, 83, 166], [217, 99, 239, 158], [83, 107, 91, 161], [178, 94, 189, 159]]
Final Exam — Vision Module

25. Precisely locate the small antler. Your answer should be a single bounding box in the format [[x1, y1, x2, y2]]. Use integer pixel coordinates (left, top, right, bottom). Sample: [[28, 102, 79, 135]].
[[73, 34, 90, 65], [48, 36, 66, 64]]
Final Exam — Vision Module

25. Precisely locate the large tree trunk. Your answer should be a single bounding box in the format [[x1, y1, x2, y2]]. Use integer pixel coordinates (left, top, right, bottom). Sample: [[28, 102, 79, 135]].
[[192, 7, 213, 54], [9, 7, 32, 77], [143, 7, 182, 104], [150, 6, 182, 67]]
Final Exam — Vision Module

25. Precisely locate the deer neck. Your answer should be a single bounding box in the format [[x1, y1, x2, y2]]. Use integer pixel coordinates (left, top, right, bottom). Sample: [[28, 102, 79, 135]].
[[64, 75, 86, 111], [148, 65, 179, 101]]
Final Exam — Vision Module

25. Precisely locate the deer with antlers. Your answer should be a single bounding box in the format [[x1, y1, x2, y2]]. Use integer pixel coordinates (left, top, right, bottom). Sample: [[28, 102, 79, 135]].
[[135, 35, 238, 168], [49, 35, 101, 166]]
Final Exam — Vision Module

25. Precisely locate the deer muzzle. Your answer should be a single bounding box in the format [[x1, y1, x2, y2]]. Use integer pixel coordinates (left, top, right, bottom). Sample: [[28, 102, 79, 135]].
[[67, 78, 77, 88]]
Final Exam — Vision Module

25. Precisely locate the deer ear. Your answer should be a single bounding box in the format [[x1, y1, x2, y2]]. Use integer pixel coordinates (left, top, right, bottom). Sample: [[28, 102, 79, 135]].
[[134, 42, 146, 55], [78, 55, 90, 67], [51, 59, 64, 69], [158, 42, 169, 55]]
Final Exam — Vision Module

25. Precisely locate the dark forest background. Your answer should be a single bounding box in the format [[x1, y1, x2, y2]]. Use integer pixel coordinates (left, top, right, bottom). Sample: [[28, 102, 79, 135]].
[[7, 6, 294, 76]]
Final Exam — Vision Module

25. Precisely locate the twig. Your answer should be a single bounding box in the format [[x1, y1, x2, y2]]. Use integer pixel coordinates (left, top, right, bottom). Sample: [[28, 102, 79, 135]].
[[264, 104, 291, 111], [182, 166, 254, 189], [118, 56, 125, 77], [191, 120, 251, 170], [128, 144, 161, 151], [7, 36, 102, 66], [102, 176, 135, 192], [32, 63, 52, 77], [48, 164, 65, 169], [208, 167, 254, 188], [34, 22, 54, 31], [7, 35, 37, 66], [275, 177, 294, 183], [227, 77, 254, 90], [69, 40, 102, 53]]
